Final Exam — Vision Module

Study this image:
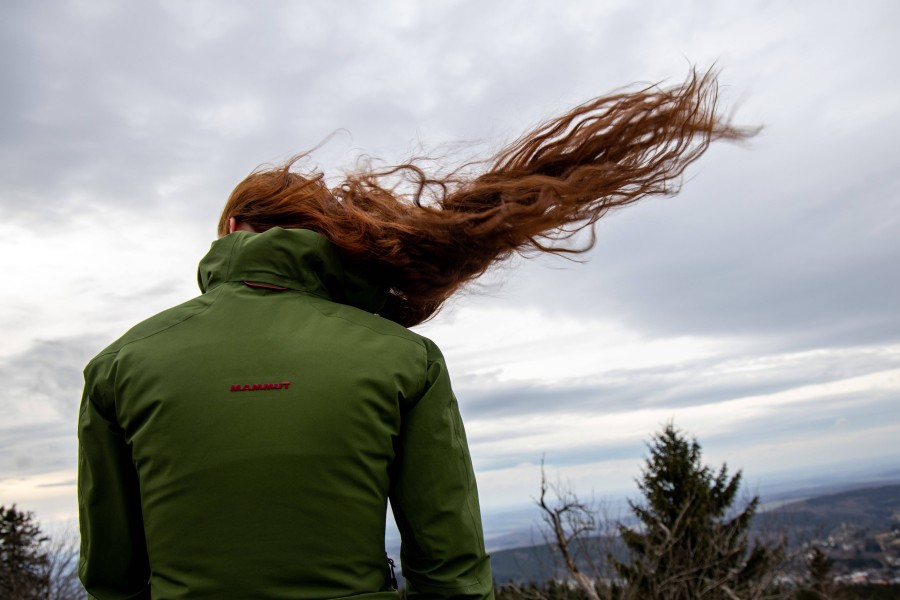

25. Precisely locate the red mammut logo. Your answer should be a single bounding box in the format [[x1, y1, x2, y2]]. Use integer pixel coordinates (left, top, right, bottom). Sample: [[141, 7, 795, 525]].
[[230, 382, 291, 392]]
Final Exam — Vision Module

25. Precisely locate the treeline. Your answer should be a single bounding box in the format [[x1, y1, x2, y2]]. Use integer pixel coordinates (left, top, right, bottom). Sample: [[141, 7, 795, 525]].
[[491, 581, 900, 600], [0, 505, 82, 600]]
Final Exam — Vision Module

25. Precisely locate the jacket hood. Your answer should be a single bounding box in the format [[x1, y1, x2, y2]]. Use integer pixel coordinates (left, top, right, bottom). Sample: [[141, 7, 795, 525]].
[[197, 228, 389, 314]]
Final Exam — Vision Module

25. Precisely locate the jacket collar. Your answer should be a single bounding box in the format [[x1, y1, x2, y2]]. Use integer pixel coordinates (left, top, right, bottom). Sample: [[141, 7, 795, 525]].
[[197, 228, 388, 314]]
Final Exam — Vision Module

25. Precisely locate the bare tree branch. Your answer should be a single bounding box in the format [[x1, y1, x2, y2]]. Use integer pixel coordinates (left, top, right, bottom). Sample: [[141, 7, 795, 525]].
[[535, 458, 603, 600]]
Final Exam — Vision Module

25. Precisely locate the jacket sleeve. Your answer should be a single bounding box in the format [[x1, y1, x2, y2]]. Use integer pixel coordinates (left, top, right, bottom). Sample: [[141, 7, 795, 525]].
[[78, 354, 151, 600], [389, 338, 494, 600]]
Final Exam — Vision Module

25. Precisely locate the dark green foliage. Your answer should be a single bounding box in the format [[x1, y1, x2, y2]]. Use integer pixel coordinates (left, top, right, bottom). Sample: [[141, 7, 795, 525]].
[[611, 423, 785, 599], [496, 580, 614, 600], [807, 547, 833, 595], [794, 547, 837, 600], [0, 505, 50, 600], [826, 584, 900, 600], [493, 583, 900, 600]]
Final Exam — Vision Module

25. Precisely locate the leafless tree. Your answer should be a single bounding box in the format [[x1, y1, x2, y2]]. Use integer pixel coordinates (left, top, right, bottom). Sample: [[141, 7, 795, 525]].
[[535, 459, 606, 600], [42, 526, 83, 600]]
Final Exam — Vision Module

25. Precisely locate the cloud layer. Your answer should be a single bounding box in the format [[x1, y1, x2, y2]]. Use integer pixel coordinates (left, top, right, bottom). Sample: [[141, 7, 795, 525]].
[[1, 0, 898, 533]]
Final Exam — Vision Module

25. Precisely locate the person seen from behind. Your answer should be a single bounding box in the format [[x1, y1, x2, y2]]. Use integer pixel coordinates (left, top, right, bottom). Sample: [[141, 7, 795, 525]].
[[77, 69, 755, 599]]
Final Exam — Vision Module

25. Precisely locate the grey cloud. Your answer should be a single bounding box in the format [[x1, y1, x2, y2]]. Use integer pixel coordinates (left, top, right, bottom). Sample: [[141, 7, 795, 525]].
[[0, 335, 103, 418], [459, 343, 900, 422], [0, 0, 736, 224], [2, 0, 899, 508], [37, 479, 76, 488], [473, 435, 644, 473], [0, 2, 337, 221], [489, 144, 900, 349], [103, 279, 186, 310], [0, 335, 104, 480], [452, 1, 900, 348], [469, 385, 900, 473], [0, 421, 76, 478]]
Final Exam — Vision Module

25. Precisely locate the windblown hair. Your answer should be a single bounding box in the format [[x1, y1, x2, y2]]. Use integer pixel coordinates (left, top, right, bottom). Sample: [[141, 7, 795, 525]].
[[219, 69, 755, 327]]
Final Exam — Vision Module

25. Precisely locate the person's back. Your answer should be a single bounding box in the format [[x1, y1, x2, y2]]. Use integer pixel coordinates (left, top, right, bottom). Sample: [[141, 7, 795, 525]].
[[79, 69, 752, 599], [79, 228, 492, 599]]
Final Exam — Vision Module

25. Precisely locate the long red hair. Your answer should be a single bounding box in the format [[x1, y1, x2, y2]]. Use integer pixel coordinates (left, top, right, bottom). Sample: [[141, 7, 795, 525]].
[[219, 69, 755, 327]]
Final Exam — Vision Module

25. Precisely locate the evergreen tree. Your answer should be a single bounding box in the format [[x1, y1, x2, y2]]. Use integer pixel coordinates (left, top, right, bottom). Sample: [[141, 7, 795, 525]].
[[612, 423, 784, 600], [0, 505, 50, 600], [795, 547, 836, 600]]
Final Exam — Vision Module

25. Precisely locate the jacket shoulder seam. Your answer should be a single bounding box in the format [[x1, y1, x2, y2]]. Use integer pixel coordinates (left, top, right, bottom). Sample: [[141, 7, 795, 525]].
[[304, 297, 427, 349], [303, 298, 430, 399]]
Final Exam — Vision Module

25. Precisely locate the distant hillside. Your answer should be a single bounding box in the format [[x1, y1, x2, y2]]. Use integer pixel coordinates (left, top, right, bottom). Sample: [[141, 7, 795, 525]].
[[489, 483, 900, 584], [759, 483, 900, 539], [489, 542, 558, 585], [490, 535, 623, 584]]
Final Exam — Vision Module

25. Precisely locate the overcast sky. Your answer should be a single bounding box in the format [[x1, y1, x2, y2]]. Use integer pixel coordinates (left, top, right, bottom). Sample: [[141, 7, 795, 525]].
[[1, 0, 899, 543]]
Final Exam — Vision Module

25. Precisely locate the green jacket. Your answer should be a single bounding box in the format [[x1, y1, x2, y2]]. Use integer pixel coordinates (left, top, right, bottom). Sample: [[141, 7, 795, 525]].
[[78, 228, 493, 600]]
